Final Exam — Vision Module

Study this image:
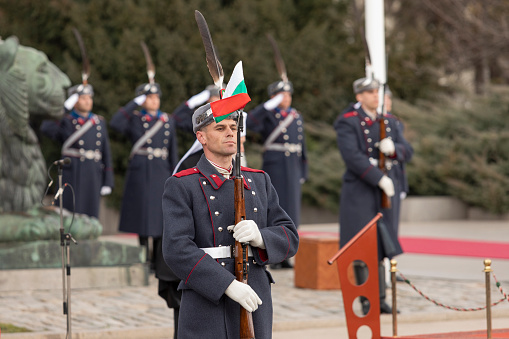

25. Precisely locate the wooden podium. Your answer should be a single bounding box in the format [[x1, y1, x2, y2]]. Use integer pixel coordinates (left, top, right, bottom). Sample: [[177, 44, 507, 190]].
[[294, 235, 342, 290], [328, 213, 383, 339]]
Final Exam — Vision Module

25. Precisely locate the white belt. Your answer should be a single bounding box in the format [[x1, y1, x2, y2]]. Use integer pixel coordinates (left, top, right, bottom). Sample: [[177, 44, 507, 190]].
[[201, 245, 253, 259], [134, 147, 168, 158], [63, 148, 102, 161], [265, 143, 302, 153]]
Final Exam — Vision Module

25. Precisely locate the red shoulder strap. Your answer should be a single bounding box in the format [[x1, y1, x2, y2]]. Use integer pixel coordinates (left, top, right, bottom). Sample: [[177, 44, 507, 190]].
[[343, 111, 358, 118], [174, 167, 199, 178], [241, 166, 264, 173]]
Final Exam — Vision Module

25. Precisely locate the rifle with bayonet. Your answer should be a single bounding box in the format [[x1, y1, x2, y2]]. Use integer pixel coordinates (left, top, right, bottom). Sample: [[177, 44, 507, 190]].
[[353, 2, 391, 209], [378, 81, 391, 209], [195, 10, 255, 339], [234, 111, 255, 339]]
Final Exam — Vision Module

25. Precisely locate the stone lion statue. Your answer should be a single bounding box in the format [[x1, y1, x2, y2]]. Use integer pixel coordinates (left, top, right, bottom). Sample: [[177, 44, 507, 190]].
[[0, 36, 101, 241], [0, 36, 70, 212]]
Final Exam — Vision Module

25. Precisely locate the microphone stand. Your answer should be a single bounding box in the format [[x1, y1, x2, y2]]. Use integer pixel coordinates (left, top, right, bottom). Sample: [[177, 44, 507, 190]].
[[57, 163, 77, 339]]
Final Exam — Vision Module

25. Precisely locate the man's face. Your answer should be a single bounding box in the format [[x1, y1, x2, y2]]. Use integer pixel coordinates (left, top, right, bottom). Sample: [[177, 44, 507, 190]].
[[143, 93, 160, 112], [275, 91, 292, 110], [75, 94, 93, 113], [197, 119, 238, 157], [356, 88, 379, 112]]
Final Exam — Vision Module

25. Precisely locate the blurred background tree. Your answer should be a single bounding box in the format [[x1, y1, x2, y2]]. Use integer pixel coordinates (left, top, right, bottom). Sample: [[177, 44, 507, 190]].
[[1, 0, 508, 215]]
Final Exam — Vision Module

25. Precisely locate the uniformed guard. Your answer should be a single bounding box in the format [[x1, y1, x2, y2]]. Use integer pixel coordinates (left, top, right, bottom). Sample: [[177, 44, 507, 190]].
[[246, 37, 307, 266], [162, 41, 299, 335], [40, 28, 114, 219], [334, 77, 413, 314], [246, 80, 307, 269]]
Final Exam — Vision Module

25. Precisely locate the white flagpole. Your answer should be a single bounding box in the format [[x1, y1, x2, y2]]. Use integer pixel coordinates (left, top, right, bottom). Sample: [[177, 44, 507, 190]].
[[365, 0, 386, 111]]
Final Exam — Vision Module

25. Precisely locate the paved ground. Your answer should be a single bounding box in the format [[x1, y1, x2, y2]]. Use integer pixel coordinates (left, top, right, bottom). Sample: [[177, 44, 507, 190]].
[[2, 220, 509, 338]]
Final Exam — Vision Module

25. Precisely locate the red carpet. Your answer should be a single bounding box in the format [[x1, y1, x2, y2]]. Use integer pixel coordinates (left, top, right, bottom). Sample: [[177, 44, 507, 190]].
[[382, 328, 509, 338], [399, 236, 509, 259], [298, 231, 509, 259]]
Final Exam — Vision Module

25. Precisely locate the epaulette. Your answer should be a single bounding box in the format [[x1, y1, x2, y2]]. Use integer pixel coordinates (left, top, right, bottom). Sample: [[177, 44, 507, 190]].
[[343, 111, 358, 118], [174, 167, 199, 178], [241, 167, 265, 173]]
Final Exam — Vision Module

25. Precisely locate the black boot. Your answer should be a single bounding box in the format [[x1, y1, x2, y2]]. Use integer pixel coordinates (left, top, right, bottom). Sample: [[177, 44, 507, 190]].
[[354, 261, 370, 315]]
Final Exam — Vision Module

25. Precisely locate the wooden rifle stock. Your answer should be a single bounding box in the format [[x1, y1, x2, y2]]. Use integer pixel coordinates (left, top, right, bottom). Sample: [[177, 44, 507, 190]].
[[379, 85, 392, 209], [234, 112, 255, 339]]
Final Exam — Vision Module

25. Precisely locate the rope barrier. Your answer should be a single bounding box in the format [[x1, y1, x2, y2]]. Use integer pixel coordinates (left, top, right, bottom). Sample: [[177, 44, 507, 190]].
[[397, 271, 507, 312], [492, 272, 509, 304]]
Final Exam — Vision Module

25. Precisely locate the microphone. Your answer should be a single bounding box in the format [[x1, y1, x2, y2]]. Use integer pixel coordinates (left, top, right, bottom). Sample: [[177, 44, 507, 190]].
[[54, 157, 71, 166]]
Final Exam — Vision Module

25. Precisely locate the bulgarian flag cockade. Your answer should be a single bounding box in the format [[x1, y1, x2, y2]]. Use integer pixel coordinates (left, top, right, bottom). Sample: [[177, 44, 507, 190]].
[[210, 61, 251, 123]]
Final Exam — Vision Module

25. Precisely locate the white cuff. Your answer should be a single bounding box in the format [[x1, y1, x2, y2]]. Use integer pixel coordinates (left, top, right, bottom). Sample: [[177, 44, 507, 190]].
[[64, 93, 79, 110], [263, 93, 284, 111], [134, 95, 147, 106], [187, 90, 210, 109]]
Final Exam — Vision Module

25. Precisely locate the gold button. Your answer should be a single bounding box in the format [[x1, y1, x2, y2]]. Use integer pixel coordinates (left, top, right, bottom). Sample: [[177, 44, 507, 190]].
[[254, 208, 258, 212], [210, 196, 215, 200], [221, 262, 226, 267], [252, 191, 256, 195], [248, 178, 252, 182], [215, 211, 220, 216], [203, 181, 207, 185], [218, 227, 223, 232]]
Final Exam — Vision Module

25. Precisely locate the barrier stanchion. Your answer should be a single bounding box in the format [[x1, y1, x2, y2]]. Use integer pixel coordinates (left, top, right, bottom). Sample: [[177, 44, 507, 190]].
[[390, 259, 398, 337], [484, 259, 492, 339]]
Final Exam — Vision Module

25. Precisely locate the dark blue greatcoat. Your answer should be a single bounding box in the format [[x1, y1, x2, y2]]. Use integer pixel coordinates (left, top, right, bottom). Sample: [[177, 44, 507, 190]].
[[110, 100, 178, 237], [334, 105, 413, 259], [172, 102, 194, 134], [162, 155, 299, 339], [41, 111, 114, 218], [246, 104, 308, 228]]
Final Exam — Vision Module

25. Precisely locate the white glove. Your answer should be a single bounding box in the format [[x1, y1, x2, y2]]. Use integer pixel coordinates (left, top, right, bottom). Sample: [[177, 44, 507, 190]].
[[64, 93, 79, 110], [377, 176, 395, 197], [225, 280, 262, 312], [100, 186, 112, 196], [134, 94, 147, 106], [379, 138, 395, 156], [227, 220, 265, 249], [263, 93, 284, 111], [187, 89, 210, 109]]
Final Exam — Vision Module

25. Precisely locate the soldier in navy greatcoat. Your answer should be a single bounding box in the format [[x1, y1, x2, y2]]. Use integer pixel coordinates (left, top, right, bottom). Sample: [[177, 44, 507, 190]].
[[162, 102, 299, 339], [246, 81, 307, 268], [41, 84, 114, 218], [110, 83, 178, 270], [334, 77, 413, 314]]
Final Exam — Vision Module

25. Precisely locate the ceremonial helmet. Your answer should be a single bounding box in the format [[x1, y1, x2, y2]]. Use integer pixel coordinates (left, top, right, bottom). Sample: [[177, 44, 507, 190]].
[[68, 83, 94, 97], [135, 82, 162, 97], [267, 80, 293, 97], [192, 103, 239, 133], [353, 77, 380, 94]]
